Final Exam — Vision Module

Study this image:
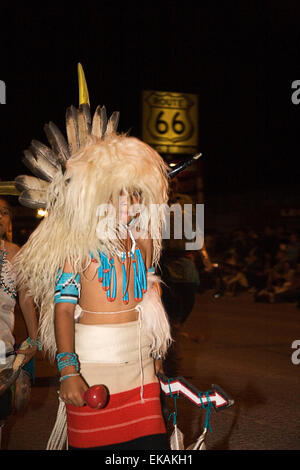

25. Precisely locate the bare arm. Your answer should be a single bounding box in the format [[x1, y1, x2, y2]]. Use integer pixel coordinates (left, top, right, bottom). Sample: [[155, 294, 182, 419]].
[[200, 243, 214, 271], [54, 259, 77, 356], [15, 289, 39, 364], [11, 244, 39, 362], [54, 302, 76, 362], [154, 358, 164, 375], [54, 260, 88, 406], [18, 289, 39, 341]]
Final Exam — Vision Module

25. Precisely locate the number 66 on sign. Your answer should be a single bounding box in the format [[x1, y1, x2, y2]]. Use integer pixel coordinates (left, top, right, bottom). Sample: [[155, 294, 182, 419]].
[[142, 90, 198, 155]]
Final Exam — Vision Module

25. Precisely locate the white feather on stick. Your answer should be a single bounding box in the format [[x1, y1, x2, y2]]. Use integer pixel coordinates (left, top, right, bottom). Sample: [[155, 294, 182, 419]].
[[170, 424, 185, 450], [186, 428, 207, 450]]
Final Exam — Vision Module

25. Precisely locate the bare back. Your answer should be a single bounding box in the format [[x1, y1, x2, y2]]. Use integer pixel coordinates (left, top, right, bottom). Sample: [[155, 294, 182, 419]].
[[78, 237, 152, 325]]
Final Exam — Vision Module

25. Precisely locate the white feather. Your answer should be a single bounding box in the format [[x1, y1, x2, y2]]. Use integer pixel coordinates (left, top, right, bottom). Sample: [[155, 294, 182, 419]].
[[170, 424, 185, 450], [186, 428, 207, 450]]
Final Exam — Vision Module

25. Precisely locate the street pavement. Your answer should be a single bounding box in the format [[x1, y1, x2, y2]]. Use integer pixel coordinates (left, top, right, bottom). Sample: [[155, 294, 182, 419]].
[[2, 291, 300, 450]]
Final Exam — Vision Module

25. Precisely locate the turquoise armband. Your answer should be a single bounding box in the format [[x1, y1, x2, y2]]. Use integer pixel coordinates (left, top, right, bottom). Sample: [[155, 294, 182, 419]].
[[54, 270, 81, 304]]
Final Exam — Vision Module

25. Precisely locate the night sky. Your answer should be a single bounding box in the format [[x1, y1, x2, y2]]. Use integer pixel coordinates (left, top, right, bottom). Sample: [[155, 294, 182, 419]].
[[1, 1, 300, 203]]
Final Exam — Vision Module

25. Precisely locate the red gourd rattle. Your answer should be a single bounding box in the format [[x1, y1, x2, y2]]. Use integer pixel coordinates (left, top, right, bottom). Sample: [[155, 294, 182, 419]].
[[83, 384, 109, 409]]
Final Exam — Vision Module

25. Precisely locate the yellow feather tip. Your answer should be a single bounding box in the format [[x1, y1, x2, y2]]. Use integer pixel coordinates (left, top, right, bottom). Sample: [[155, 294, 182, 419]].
[[77, 63, 90, 106]]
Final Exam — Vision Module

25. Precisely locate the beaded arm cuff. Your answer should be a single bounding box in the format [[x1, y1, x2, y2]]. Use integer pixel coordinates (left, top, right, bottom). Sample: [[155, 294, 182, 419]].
[[56, 352, 79, 373], [55, 270, 81, 305]]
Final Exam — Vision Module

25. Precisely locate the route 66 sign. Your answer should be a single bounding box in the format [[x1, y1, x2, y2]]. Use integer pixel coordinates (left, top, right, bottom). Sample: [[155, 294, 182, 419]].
[[142, 90, 198, 154]]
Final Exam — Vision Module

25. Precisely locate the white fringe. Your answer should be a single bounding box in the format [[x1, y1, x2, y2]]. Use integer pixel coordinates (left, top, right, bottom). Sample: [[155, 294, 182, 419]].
[[46, 398, 68, 450], [139, 273, 173, 358]]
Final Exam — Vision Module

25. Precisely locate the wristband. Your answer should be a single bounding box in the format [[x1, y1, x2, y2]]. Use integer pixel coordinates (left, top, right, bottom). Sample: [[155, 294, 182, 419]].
[[26, 337, 42, 351], [59, 373, 80, 382], [56, 352, 79, 372]]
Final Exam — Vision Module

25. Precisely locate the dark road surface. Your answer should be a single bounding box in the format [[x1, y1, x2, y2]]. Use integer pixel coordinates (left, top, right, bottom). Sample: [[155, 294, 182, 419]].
[[2, 291, 300, 450]]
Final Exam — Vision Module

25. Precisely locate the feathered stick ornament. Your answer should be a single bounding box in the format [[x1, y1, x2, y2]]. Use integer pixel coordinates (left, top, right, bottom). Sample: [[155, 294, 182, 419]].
[[158, 373, 234, 450], [168, 152, 203, 179]]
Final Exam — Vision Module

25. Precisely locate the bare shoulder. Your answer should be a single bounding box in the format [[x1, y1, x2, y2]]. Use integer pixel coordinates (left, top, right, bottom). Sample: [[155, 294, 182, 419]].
[[4, 241, 19, 253], [3, 241, 20, 262], [63, 258, 76, 273]]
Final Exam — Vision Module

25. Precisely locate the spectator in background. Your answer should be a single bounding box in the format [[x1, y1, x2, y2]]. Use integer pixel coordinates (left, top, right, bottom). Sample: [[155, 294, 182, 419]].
[[220, 249, 249, 296], [258, 226, 279, 265], [270, 261, 300, 304], [254, 258, 295, 303], [284, 233, 300, 267], [0, 197, 39, 449], [246, 229, 260, 251], [161, 177, 213, 326], [275, 225, 289, 246], [243, 245, 269, 293], [232, 229, 249, 260], [269, 249, 289, 279]]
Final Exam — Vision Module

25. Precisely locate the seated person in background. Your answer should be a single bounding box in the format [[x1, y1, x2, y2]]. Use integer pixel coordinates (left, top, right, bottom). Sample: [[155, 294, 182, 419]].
[[255, 260, 295, 303]]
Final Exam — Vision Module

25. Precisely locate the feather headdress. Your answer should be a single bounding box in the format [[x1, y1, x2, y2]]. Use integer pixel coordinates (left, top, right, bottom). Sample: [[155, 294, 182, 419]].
[[14, 64, 169, 360]]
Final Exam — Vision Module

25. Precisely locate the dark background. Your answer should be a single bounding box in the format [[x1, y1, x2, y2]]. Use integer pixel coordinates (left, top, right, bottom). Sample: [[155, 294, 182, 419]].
[[1, 1, 300, 219]]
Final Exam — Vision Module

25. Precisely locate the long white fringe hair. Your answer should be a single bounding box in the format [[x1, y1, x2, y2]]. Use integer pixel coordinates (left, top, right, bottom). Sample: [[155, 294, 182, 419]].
[[14, 132, 171, 361]]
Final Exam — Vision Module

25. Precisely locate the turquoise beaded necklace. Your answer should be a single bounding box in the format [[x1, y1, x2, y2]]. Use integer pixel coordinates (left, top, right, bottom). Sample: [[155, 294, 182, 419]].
[[0, 241, 17, 299], [91, 247, 147, 304], [91, 218, 148, 304]]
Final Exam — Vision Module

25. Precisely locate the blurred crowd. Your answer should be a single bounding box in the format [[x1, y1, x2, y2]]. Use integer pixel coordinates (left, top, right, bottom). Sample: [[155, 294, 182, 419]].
[[198, 226, 300, 308]]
